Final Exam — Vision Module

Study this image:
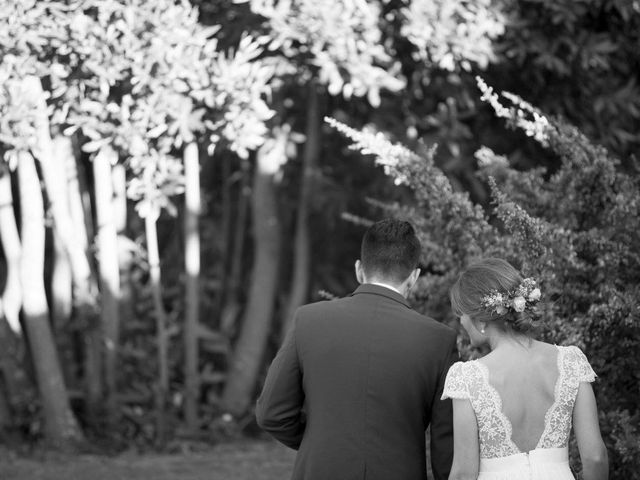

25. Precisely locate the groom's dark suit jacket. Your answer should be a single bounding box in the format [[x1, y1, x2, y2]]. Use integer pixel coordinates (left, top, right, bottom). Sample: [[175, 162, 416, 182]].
[[256, 284, 458, 480]]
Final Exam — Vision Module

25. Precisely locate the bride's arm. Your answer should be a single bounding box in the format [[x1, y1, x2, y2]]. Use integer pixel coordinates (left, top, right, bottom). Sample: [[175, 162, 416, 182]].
[[573, 382, 608, 480], [448, 398, 479, 480]]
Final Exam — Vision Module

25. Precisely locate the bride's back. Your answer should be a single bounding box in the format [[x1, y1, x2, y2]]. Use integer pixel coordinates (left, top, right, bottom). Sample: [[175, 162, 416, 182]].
[[479, 341, 560, 453]]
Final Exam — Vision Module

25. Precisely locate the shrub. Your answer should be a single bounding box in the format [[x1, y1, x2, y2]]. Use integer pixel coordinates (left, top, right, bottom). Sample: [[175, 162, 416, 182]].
[[327, 79, 640, 478]]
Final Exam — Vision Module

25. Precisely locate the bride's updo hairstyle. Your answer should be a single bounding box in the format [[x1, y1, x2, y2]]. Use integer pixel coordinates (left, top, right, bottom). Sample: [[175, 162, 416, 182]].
[[450, 258, 540, 335]]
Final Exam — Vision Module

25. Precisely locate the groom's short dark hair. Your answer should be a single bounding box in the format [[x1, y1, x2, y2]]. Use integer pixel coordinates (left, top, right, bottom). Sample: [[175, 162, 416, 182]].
[[361, 219, 421, 283]]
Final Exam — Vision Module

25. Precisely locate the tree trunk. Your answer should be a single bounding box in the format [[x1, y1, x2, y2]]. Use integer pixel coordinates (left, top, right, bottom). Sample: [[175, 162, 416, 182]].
[[183, 142, 200, 432], [112, 163, 135, 369], [27, 75, 101, 417], [0, 371, 10, 433], [51, 135, 74, 388], [51, 230, 76, 388], [215, 154, 234, 317], [145, 214, 169, 445], [51, 232, 72, 330], [17, 150, 83, 447], [221, 134, 284, 416], [57, 135, 103, 422], [282, 85, 321, 340], [93, 146, 122, 421], [0, 170, 22, 334], [28, 77, 98, 315], [219, 163, 249, 337], [50, 138, 74, 334], [64, 136, 94, 248], [112, 163, 128, 234], [0, 311, 32, 431]]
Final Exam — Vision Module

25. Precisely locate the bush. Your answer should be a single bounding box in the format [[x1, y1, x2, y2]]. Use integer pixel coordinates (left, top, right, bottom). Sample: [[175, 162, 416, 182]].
[[327, 79, 640, 478]]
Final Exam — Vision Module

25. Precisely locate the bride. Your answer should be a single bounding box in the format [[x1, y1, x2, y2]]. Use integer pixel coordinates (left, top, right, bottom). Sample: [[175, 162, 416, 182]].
[[443, 258, 608, 480]]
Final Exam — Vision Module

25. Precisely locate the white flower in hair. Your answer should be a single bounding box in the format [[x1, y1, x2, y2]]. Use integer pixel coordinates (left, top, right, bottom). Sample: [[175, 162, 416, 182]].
[[512, 296, 526, 312], [480, 278, 541, 315]]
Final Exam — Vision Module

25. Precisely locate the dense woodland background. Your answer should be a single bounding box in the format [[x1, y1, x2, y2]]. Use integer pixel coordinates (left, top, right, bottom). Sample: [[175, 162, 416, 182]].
[[0, 0, 638, 478]]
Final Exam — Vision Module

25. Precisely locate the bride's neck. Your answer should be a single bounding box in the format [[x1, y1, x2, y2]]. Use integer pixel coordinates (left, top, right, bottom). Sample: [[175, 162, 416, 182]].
[[487, 330, 532, 352]]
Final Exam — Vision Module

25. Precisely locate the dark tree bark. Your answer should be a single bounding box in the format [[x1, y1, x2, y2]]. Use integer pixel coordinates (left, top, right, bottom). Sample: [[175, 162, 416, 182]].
[[282, 84, 321, 340], [145, 214, 169, 445], [219, 162, 250, 337], [214, 155, 230, 317], [0, 313, 32, 435], [221, 133, 285, 416]]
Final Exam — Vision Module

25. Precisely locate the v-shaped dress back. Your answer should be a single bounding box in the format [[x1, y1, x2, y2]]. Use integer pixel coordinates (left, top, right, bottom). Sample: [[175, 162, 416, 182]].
[[442, 345, 596, 479]]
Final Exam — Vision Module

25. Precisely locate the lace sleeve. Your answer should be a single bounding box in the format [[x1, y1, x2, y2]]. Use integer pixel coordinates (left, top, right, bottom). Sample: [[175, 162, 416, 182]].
[[567, 346, 597, 383], [441, 361, 470, 400]]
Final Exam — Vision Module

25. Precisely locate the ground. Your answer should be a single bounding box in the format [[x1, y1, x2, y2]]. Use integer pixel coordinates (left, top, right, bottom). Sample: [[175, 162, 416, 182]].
[[0, 440, 295, 480]]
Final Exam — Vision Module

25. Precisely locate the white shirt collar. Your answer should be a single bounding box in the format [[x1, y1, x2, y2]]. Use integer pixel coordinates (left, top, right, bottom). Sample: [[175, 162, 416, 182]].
[[370, 281, 403, 296]]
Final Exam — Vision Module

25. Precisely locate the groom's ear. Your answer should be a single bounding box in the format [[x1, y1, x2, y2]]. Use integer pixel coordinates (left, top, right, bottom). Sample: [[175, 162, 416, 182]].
[[355, 260, 365, 284], [408, 268, 421, 288]]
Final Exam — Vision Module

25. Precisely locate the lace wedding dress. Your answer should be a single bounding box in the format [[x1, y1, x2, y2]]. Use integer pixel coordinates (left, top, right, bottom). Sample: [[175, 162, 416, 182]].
[[442, 345, 596, 479]]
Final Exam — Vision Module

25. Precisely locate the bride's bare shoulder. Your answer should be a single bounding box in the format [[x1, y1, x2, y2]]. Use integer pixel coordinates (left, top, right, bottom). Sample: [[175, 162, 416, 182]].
[[532, 340, 560, 354]]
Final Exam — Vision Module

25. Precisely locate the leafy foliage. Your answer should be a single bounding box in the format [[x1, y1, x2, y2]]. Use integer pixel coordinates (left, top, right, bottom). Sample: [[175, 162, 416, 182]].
[[1, 0, 275, 217], [496, 0, 640, 160], [328, 79, 640, 478], [239, 0, 405, 106], [0, 0, 68, 164], [206, 34, 275, 159], [400, 0, 506, 71]]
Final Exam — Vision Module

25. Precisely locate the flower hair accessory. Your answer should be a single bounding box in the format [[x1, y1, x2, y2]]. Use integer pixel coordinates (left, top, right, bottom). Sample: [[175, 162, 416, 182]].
[[480, 278, 541, 315]]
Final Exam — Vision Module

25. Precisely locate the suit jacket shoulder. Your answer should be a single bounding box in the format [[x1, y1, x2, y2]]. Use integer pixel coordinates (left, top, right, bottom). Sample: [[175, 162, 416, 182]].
[[294, 286, 456, 337]]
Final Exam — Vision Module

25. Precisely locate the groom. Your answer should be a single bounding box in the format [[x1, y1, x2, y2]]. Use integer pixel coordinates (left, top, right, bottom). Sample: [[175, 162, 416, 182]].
[[256, 219, 458, 480]]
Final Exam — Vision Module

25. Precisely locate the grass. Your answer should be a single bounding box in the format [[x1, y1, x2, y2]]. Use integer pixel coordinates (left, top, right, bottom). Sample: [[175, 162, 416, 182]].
[[0, 440, 295, 480]]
